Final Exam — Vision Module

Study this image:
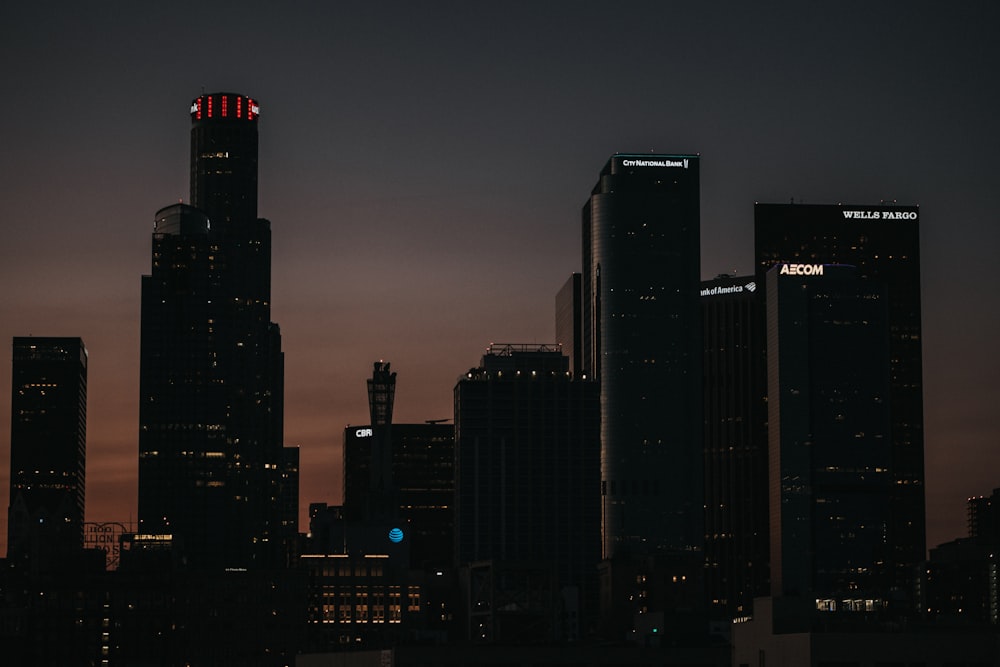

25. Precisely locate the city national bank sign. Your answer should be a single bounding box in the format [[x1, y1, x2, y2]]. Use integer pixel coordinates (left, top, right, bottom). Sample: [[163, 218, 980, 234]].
[[620, 157, 690, 169]]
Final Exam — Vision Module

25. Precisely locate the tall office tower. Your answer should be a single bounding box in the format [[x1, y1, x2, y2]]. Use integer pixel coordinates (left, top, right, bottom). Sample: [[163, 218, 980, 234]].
[[366, 361, 396, 521], [7, 337, 87, 569], [139, 93, 287, 570], [582, 154, 702, 562], [755, 203, 924, 601], [343, 423, 455, 569], [700, 275, 769, 620], [555, 273, 583, 376], [454, 344, 600, 634], [767, 263, 893, 614]]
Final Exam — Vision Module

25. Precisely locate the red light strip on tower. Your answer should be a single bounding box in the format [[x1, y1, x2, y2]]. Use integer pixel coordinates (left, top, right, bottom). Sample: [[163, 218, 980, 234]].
[[196, 98, 202, 120], [207, 95, 213, 118], [221, 95, 228, 117], [236, 96, 242, 119]]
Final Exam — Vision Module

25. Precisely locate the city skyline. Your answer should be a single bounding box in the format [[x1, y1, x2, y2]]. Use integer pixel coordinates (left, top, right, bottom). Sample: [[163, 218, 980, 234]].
[[2, 2, 999, 557]]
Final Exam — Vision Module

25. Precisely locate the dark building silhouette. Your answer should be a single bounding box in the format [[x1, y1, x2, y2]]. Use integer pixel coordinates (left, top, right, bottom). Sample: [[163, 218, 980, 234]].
[[138, 93, 290, 570], [555, 273, 583, 376], [365, 361, 397, 522], [454, 344, 600, 641], [920, 488, 1000, 628], [582, 154, 702, 562], [343, 422, 454, 570], [7, 337, 87, 569], [755, 203, 925, 604], [700, 275, 769, 621], [968, 488, 1000, 544], [766, 263, 893, 613]]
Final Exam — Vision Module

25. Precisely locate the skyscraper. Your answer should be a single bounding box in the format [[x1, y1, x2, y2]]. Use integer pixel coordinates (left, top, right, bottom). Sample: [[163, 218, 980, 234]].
[[766, 263, 893, 611], [582, 154, 702, 561], [7, 337, 87, 569], [700, 274, 769, 620], [454, 343, 600, 637], [755, 203, 925, 601], [138, 93, 287, 570]]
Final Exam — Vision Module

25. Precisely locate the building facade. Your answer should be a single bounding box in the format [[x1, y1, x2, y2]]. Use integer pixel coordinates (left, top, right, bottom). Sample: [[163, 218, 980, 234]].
[[555, 273, 583, 377], [343, 422, 455, 570], [7, 337, 88, 568], [700, 275, 769, 620], [454, 344, 600, 638], [138, 93, 290, 570], [582, 154, 703, 562], [766, 263, 893, 612], [755, 203, 925, 603]]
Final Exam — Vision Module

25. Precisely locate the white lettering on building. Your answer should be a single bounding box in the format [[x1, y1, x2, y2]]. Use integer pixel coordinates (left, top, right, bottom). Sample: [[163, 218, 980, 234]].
[[842, 210, 917, 220], [779, 263, 824, 276], [621, 158, 689, 168], [356, 428, 373, 438]]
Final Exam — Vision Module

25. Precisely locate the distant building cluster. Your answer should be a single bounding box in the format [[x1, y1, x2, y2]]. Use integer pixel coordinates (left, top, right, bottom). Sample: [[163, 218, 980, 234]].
[[3, 94, 998, 665]]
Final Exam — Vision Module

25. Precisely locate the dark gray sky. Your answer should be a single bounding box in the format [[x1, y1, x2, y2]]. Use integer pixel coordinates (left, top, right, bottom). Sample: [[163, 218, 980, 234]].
[[1, 1, 998, 554]]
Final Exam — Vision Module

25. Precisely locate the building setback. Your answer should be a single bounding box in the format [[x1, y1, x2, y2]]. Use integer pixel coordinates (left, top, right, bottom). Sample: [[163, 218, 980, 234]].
[[7, 337, 87, 568], [138, 93, 291, 570]]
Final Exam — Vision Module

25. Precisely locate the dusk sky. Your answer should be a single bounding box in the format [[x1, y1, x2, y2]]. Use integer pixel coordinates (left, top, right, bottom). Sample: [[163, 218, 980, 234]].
[[1, 2, 998, 556]]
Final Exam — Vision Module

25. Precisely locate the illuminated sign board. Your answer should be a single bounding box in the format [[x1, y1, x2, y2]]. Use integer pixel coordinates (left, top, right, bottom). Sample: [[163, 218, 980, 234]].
[[842, 210, 917, 220], [355, 428, 373, 438], [700, 281, 757, 297], [83, 522, 128, 570], [779, 263, 824, 276], [388, 527, 404, 543], [620, 158, 689, 169]]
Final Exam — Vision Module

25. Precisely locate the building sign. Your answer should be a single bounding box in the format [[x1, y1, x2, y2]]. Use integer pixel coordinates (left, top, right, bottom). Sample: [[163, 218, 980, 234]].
[[779, 263, 824, 276], [842, 210, 917, 220], [621, 158, 689, 169], [356, 428, 373, 438], [700, 281, 757, 297], [83, 522, 128, 570]]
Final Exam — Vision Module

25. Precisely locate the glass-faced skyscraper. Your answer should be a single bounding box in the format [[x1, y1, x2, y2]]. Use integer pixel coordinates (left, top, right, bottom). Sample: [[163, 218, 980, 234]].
[[454, 344, 601, 633], [7, 337, 87, 568], [583, 154, 702, 562], [755, 203, 925, 603], [701, 274, 769, 620], [138, 93, 287, 570], [766, 263, 893, 610]]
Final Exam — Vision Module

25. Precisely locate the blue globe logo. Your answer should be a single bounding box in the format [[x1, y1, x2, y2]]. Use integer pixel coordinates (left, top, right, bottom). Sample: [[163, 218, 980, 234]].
[[389, 527, 404, 543]]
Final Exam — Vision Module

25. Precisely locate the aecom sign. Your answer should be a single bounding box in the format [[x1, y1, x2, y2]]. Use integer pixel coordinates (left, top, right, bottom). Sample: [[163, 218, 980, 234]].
[[779, 263, 824, 276]]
